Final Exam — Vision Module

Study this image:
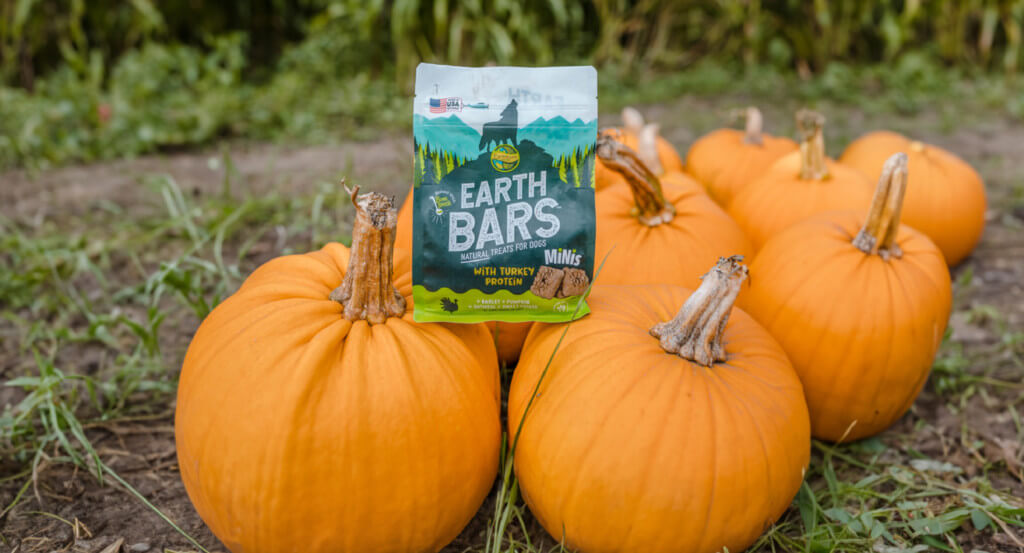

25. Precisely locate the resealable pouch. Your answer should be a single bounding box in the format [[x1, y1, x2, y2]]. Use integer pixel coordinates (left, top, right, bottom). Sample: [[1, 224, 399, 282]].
[[412, 63, 597, 323]]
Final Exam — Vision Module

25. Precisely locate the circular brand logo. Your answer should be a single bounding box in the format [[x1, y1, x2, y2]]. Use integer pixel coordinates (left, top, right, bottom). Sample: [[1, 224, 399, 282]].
[[490, 144, 520, 172]]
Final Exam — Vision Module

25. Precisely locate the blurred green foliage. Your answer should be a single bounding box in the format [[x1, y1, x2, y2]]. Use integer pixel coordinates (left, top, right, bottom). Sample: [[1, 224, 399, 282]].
[[1, 0, 1023, 169]]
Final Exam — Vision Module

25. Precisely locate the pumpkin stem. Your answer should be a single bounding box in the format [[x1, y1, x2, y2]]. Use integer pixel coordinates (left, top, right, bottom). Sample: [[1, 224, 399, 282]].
[[621, 106, 644, 135], [852, 153, 909, 260], [796, 109, 829, 180], [650, 255, 748, 366], [596, 131, 675, 226], [638, 123, 665, 176], [329, 183, 407, 323], [742, 106, 764, 146]]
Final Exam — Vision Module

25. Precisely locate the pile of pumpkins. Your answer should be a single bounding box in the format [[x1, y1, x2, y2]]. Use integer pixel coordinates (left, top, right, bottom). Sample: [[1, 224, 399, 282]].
[[174, 106, 985, 553]]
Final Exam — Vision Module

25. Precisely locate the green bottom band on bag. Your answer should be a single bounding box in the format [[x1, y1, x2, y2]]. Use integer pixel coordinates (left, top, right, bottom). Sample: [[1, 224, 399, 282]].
[[412, 285, 591, 323]]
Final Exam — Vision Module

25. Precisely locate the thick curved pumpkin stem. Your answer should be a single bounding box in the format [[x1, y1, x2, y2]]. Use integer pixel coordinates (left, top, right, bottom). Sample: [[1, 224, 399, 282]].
[[796, 109, 829, 180], [596, 131, 675, 226], [330, 184, 406, 323], [650, 256, 747, 366], [742, 106, 764, 145], [852, 153, 909, 260]]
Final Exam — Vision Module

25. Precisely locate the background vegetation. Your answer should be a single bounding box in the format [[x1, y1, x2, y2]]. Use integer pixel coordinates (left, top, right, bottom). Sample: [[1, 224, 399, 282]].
[[1, 0, 1023, 169]]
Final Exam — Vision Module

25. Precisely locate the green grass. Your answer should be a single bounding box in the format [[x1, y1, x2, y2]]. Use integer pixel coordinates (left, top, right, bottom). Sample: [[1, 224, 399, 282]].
[[2, 101, 1023, 550]]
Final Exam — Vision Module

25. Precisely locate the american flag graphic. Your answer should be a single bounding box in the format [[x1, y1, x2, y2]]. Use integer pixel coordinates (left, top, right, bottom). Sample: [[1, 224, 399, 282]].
[[429, 97, 462, 113]]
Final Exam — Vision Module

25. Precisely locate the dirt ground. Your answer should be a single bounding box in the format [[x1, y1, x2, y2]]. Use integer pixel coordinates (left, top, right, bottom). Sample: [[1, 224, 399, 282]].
[[1, 96, 1022, 552]]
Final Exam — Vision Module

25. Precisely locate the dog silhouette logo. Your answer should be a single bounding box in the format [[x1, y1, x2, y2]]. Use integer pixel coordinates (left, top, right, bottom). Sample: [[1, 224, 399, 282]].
[[479, 100, 518, 151]]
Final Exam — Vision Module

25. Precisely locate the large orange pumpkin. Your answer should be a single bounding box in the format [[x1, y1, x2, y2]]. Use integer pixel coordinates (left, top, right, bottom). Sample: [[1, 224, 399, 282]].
[[728, 109, 873, 250], [596, 107, 684, 190], [685, 106, 798, 207], [176, 188, 501, 553], [741, 154, 952, 442], [509, 257, 810, 553], [594, 133, 753, 288], [839, 131, 986, 266]]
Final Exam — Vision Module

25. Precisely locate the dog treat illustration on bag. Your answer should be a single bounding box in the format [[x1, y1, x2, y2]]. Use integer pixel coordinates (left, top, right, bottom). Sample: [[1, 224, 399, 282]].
[[412, 64, 597, 323]]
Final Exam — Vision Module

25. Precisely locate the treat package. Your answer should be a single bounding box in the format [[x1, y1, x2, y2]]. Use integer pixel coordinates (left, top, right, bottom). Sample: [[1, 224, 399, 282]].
[[412, 63, 597, 323]]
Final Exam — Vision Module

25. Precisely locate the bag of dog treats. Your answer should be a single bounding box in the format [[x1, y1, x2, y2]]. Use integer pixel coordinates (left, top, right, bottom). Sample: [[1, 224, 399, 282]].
[[412, 63, 597, 323]]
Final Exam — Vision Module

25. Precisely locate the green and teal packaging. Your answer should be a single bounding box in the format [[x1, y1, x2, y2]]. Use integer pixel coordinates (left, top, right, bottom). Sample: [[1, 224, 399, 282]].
[[412, 63, 597, 323]]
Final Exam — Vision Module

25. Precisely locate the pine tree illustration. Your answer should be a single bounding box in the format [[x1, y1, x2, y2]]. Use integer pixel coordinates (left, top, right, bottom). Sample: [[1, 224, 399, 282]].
[[417, 144, 426, 181], [570, 147, 580, 187]]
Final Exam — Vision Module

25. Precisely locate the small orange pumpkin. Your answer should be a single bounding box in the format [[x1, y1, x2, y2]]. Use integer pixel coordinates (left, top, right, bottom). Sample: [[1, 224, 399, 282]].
[[839, 131, 986, 266], [685, 106, 798, 207], [594, 133, 753, 288], [486, 321, 533, 366], [509, 257, 810, 553], [396, 186, 414, 255], [728, 109, 873, 250], [176, 188, 501, 553], [741, 154, 952, 441]]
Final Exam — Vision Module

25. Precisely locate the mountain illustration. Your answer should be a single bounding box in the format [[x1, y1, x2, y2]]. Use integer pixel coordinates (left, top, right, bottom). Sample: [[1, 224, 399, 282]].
[[517, 116, 597, 160], [414, 114, 480, 161]]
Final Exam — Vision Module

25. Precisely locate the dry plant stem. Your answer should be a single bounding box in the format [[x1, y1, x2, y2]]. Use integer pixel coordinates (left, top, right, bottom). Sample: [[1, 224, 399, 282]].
[[596, 133, 675, 226], [329, 185, 407, 323], [638, 123, 665, 175], [621, 106, 644, 135], [852, 153, 909, 260], [742, 106, 764, 145], [650, 255, 748, 366], [796, 109, 829, 180]]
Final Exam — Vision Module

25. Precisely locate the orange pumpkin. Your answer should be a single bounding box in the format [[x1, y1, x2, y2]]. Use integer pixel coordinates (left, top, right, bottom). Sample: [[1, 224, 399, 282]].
[[839, 131, 986, 266], [486, 321, 533, 366], [741, 154, 952, 442], [176, 188, 501, 553], [685, 106, 798, 207], [728, 109, 873, 251], [396, 186, 414, 255], [509, 257, 810, 553], [594, 133, 753, 288], [596, 107, 684, 190]]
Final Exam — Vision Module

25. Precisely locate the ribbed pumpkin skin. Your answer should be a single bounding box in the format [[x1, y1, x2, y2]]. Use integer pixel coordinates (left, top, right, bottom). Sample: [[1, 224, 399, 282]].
[[741, 212, 952, 441], [839, 131, 986, 266], [508, 284, 810, 553], [685, 129, 798, 207], [728, 152, 873, 250], [595, 176, 753, 288], [175, 243, 501, 553]]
